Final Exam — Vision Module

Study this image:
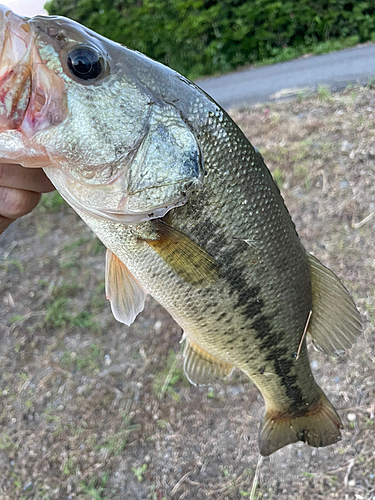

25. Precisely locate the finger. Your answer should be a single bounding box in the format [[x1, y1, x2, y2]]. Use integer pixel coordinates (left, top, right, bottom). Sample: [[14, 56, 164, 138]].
[[0, 186, 41, 220], [0, 215, 12, 235], [0, 163, 55, 193]]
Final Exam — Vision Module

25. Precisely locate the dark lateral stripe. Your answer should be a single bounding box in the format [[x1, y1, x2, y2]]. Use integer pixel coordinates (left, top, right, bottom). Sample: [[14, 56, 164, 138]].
[[252, 315, 306, 408]]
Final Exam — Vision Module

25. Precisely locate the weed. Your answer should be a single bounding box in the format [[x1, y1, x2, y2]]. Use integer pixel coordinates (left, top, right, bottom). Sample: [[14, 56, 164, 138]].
[[45, 298, 69, 327], [317, 85, 332, 102], [63, 456, 75, 475], [9, 315, 24, 324], [81, 473, 109, 500], [63, 237, 91, 251], [132, 464, 147, 482], [0, 259, 23, 273], [62, 345, 103, 373], [207, 388, 215, 399], [156, 419, 168, 429], [51, 282, 80, 299], [152, 350, 188, 400], [39, 192, 65, 212], [222, 467, 230, 478], [296, 88, 311, 101], [43, 407, 60, 424], [59, 259, 79, 269], [272, 167, 284, 188], [45, 296, 100, 333], [326, 475, 338, 485], [303, 472, 315, 479], [206, 387, 224, 401], [69, 310, 100, 331], [0, 434, 17, 451], [11, 472, 22, 491], [89, 238, 105, 255], [101, 432, 128, 455], [100, 410, 140, 456]]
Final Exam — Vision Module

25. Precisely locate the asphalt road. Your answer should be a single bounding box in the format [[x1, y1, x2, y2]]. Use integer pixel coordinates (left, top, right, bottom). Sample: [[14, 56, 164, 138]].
[[196, 43, 375, 110]]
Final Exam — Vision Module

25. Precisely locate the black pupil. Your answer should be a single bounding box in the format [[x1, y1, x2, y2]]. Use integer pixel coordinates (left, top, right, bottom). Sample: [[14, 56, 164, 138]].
[[67, 47, 102, 80]]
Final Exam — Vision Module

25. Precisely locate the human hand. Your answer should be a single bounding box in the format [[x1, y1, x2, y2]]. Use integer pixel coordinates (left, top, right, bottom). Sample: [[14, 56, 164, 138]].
[[0, 163, 55, 235]]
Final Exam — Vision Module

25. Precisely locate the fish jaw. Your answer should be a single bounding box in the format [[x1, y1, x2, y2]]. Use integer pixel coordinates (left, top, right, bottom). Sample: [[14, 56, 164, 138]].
[[0, 6, 68, 166]]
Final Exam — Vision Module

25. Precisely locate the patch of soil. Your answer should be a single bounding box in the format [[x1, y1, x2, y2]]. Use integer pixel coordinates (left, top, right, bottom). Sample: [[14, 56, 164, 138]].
[[0, 85, 374, 500]]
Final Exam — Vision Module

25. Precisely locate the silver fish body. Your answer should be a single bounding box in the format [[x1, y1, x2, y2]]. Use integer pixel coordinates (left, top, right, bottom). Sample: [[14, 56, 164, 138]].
[[0, 7, 361, 455]]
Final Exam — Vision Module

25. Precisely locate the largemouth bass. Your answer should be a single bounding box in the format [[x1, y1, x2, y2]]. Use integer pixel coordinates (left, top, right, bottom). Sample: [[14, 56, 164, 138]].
[[0, 6, 362, 456]]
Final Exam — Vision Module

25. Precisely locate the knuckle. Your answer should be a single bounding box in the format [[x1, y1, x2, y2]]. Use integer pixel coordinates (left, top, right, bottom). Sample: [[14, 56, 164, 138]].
[[0, 186, 40, 219]]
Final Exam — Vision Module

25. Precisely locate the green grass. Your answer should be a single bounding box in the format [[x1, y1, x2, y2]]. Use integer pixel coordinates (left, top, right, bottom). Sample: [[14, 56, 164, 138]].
[[39, 192, 66, 212], [152, 350, 189, 401], [271, 167, 284, 188], [44, 296, 100, 333], [81, 473, 109, 500], [0, 259, 23, 273], [61, 344, 103, 373], [132, 464, 147, 482], [317, 84, 333, 101]]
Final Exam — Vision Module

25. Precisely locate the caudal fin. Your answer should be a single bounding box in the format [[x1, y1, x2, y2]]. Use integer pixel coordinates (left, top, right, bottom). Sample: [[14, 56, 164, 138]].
[[259, 393, 342, 456]]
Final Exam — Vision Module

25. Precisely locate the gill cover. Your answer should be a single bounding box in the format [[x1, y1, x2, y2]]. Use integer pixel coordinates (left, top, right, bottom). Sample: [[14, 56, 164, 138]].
[[44, 99, 203, 224]]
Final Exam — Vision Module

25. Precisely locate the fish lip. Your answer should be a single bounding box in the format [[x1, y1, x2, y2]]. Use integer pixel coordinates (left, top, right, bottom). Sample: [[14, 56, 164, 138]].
[[0, 7, 33, 131], [0, 7, 69, 143]]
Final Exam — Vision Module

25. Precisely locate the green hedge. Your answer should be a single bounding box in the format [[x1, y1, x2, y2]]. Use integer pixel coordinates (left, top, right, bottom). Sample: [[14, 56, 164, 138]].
[[45, 0, 375, 79]]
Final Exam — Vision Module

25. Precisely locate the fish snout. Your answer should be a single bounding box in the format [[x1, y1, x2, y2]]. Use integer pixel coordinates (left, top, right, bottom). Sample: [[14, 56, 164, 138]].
[[0, 7, 68, 139], [0, 7, 33, 130]]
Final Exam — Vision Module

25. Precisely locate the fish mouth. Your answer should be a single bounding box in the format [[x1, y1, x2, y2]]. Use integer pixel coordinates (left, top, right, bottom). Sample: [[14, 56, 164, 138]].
[[0, 6, 68, 141], [0, 6, 33, 131]]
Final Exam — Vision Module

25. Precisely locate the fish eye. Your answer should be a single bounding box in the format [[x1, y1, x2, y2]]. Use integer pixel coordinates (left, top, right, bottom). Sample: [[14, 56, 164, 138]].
[[67, 46, 103, 81]]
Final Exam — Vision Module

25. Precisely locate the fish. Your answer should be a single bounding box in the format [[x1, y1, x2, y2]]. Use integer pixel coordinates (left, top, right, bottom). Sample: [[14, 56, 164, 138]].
[[0, 6, 362, 456]]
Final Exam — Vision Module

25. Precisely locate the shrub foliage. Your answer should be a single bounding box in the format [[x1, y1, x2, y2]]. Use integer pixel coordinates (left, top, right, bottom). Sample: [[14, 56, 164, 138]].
[[45, 0, 375, 79]]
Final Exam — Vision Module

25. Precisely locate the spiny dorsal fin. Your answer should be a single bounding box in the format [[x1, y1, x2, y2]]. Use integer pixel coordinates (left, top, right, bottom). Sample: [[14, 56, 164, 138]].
[[105, 249, 146, 326], [183, 337, 234, 385], [144, 220, 220, 286], [307, 253, 362, 356]]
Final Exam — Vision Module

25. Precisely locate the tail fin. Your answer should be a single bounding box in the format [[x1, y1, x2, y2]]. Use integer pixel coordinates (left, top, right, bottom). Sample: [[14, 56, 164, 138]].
[[259, 393, 342, 456]]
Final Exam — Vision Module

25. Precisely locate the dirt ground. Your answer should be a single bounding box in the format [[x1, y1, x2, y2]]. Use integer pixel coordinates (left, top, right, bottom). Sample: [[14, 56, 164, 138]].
[[0, 84, 374, 500]]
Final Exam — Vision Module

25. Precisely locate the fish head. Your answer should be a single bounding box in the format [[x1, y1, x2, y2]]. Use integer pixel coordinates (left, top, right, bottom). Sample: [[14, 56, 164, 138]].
[[0, 6, 204, 223]]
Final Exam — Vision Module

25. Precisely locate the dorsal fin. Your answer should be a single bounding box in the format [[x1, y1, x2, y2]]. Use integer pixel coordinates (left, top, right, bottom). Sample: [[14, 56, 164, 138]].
[[105, 249, 146, 325], [143, 220, 220, 286], [307, 253, 362, 356], [183, 337, 234, 385]]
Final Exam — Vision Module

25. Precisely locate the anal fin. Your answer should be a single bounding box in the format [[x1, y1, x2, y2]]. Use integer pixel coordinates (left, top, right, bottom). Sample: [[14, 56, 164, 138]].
[[183, 337, 234, 386], [259, 393, 342, 456], [307, 253, 362, 356], [105, 249, 146, 326]]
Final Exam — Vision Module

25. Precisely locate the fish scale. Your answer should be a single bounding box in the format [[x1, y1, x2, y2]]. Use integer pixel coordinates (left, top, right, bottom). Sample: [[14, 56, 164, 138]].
[[0, 6, 362, 455]]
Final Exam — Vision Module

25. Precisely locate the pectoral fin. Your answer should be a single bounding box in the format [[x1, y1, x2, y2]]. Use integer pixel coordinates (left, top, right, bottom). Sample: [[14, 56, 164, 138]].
[[183, 337, 234, 385], [105, 249, 146, 325], [307, 253, 362, 356], [143, 220, 220, 286]]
